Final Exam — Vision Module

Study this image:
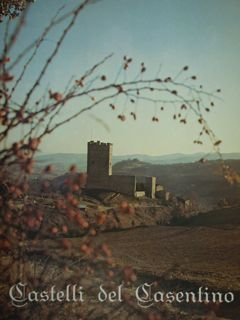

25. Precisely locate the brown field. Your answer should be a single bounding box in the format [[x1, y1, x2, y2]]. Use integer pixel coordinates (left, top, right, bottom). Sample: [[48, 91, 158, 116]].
[[94, 207, 240, 319], [28, 207, 240, 319], [2, 205, 240, 319], [100, 225, 240, 291]]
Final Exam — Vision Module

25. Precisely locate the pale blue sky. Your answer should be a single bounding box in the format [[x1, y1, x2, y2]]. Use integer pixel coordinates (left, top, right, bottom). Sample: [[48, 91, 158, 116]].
[[1, 0, 240, 155]]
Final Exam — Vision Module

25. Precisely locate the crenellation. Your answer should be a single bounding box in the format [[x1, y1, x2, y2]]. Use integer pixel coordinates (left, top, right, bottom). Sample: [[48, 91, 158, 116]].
[[88, 141, 112, 147]]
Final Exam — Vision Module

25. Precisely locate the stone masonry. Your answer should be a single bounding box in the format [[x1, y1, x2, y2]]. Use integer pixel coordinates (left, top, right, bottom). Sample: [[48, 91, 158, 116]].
[[86, 141, 156, 198]]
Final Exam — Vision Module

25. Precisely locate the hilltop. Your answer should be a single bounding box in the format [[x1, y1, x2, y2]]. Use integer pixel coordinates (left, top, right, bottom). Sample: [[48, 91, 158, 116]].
[[34, 152, 240, 175], [113, 159, 240, 210]]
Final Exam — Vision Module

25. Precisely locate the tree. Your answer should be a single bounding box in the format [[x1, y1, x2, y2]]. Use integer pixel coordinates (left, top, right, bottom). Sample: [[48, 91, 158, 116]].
[[0, 0, 34, 20], [0, 1, 237, 319]]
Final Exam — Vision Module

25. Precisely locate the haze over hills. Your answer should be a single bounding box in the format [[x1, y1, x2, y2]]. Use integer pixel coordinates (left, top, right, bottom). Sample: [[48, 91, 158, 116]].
[[113, 158, 240, 210], [35, 152, 240, 172], [34, 152, 240, 210]]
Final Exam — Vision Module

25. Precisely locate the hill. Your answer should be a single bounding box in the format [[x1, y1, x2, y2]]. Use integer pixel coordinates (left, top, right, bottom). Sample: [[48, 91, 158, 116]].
[[34, 152, 240, 174], [113, 159, 240, 210]]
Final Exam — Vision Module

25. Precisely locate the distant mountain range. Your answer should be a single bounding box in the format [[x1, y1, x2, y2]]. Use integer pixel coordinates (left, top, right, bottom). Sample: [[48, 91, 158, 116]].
[[35, 152, 240, 173]]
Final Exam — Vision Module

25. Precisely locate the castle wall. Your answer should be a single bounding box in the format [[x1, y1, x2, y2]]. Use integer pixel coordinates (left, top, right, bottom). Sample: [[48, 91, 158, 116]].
[[145, 176, 156, 199], [109, 175, 136, 196], [86, 141, 155, 198], [87, 175, 110, 190], [87, 175, 136, 196]]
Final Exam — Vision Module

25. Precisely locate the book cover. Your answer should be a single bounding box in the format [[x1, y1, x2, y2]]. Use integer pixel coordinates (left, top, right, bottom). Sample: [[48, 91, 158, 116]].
[[0, 1, 239, 319]]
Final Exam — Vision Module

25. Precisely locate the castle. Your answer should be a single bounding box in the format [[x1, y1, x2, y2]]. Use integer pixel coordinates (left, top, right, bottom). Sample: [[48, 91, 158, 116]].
[[86, 141, 156, 198]]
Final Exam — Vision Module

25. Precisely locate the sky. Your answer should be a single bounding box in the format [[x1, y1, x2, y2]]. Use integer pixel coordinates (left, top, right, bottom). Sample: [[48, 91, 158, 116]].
[[1, 0, 240, 155]]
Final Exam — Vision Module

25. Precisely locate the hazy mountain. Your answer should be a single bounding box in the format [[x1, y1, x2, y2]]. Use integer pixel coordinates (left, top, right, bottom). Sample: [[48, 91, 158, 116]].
[[35, 152, 240, 173], [35, 153, 87, 172], [34, 152, 240, 210], [112, 159, 240, 210]]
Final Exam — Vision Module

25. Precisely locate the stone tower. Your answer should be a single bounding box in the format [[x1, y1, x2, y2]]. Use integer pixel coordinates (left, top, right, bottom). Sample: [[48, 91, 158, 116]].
[[87, 141, 113, 177]]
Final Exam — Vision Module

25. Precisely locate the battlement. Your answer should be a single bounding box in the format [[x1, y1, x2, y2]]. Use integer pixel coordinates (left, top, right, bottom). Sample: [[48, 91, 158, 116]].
[[88, 141, 112, 148]]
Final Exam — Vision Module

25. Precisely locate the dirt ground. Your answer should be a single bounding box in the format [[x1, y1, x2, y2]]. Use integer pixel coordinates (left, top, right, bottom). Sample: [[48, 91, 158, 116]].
[[2, 207, 240, 319], [99, 225, 240, 292]]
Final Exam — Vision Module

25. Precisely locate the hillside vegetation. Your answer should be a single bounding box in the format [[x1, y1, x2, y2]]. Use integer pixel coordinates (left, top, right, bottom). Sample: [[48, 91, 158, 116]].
[[113, 159, 240, 210]]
